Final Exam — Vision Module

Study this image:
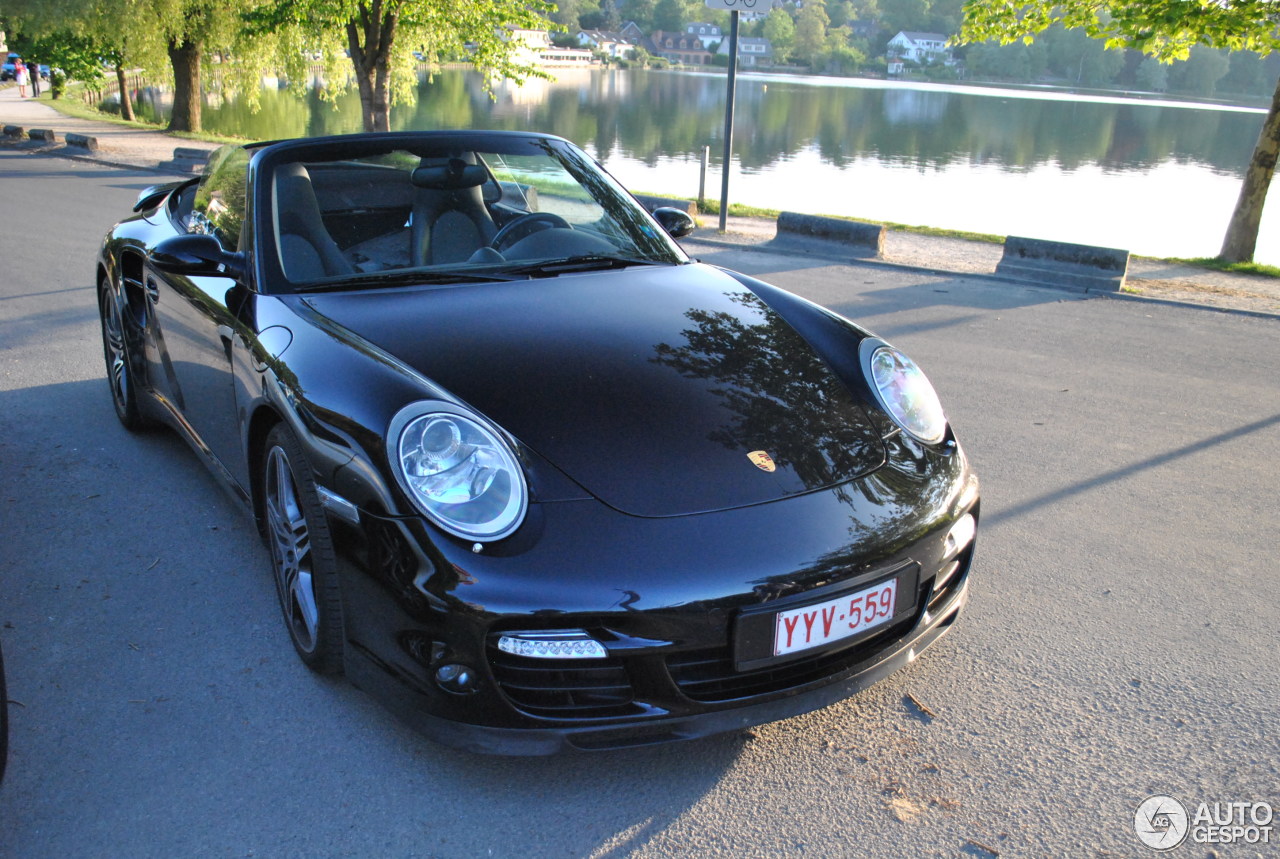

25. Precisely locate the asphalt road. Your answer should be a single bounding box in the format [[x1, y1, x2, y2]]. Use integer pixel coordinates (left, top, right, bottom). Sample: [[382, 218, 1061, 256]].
[[1, 149, 1277, 858]]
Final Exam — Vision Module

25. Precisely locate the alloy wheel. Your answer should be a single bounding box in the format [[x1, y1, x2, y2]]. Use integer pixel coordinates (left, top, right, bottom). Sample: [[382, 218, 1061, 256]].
[[264, 445, 320, 654]]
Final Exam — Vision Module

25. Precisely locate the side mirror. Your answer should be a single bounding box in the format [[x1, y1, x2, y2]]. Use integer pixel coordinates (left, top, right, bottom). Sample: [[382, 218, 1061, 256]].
[[652, 207, 696, 239], [150, 234, 244, 279]]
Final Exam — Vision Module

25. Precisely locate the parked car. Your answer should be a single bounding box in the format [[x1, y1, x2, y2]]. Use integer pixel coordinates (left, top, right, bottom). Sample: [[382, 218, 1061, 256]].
[[96, 131, 979, 754], [1, 55, 50, 80]]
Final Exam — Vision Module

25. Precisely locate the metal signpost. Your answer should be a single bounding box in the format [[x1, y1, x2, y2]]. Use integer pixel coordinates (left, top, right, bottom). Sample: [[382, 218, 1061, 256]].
[[705, 0, 757, 231]]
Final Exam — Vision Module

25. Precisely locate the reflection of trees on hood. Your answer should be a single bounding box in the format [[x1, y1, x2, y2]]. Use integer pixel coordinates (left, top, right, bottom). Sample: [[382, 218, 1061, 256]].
[[652, 292, 881, 490]]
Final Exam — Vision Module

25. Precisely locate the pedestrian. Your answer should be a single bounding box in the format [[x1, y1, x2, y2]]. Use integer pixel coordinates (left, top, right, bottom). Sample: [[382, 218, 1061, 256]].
[[28, 60, 40, 97], [13, 60, 28, 98]]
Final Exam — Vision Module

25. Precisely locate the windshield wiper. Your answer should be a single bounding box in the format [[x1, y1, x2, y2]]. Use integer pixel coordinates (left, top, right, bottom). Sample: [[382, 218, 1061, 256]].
[[295, 268, 522, 292], [497, 254, 674, 278]]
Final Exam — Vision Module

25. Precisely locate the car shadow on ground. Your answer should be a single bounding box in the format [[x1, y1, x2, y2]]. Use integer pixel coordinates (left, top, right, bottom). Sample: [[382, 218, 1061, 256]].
[[684, 242, 1079, 332]]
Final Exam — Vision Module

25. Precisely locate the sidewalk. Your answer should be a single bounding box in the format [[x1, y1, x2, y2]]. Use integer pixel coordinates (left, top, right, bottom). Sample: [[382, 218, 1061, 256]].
[[0, 84, 220, 169], [3, 83, 1278, 317]]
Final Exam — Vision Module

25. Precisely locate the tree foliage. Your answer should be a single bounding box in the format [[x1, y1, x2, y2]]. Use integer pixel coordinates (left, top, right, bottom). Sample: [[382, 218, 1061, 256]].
[[247, 0, 553, 133], [958, 1, 1280, 61], [762, 7, 796, 57], [958, 0, 1280, 262], [795, 0, 830, 67], [6, 0, 260, 132]]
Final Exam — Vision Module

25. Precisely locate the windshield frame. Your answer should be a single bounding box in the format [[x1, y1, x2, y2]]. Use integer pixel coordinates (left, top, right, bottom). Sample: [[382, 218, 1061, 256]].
[[249, 131, 690, 295]]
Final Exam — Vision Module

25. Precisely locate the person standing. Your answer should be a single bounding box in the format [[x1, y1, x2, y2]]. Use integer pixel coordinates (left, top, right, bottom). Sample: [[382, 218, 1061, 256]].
[[13, 60, 28, 97], [28, 60, 41, 97]]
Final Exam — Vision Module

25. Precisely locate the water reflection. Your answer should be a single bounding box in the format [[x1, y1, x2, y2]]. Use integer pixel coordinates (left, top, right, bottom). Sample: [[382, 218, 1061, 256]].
[[651, 292, 883, 491], [128, 68, 1276, 261]]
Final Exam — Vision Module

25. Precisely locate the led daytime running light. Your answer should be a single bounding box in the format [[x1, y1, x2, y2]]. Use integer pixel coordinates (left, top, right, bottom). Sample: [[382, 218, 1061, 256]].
[[497, 632, 608, 660]]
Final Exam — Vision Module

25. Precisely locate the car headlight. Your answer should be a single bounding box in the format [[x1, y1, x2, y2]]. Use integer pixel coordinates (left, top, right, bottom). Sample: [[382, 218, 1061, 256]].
[[388, 403, 528, 541], [859, 339, 948, 444]]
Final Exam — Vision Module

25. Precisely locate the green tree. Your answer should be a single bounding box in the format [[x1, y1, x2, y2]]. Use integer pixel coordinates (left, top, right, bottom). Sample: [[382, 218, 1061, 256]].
[[654, 0, 684, 32], [967, 41, 1044, 82], [795, 0, 829, 67], [1044, 24, 1123, 86], [1220, 51, 1269, 97], [250, 0, 553, 134], [879, 0, 929, 35], [548, 0, 581, 33], [5, 0, 242, 132], [7, 0, 158, 119], [958, 0, 1280, 262], [820, 26, 865, 75], [762, 7, 795, 58], [621, 0, 657, 30], [1168, 46, 1231, 97], [827, 1, 851, 29], [1135, 56, 1168, 93]]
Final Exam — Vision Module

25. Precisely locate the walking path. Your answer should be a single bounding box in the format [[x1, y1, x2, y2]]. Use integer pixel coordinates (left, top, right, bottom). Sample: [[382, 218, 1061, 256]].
[[3, 83, 1277, 317]]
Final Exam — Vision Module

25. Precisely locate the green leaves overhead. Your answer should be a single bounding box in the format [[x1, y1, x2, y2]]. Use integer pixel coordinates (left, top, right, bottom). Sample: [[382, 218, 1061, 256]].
[[958, 1, 1280, 61]]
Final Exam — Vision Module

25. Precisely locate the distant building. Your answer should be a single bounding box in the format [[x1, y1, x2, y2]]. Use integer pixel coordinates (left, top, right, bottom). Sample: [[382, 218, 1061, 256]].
[[886, 31, 954, 65], [686, 23, 723, 50], [648, 30, 713, 65], [619, 21, 647, 43], [577, 30, 637, 60], [508, 28, 598, 66], [719, 37, 774, 67]]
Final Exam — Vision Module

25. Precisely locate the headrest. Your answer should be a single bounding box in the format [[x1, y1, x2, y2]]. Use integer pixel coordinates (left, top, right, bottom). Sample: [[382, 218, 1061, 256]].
[[412, 157, 487, 190]]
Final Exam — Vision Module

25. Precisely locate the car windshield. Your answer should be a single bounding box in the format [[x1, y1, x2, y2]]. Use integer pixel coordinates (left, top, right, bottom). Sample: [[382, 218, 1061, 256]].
[[263, 136, 688, 288]]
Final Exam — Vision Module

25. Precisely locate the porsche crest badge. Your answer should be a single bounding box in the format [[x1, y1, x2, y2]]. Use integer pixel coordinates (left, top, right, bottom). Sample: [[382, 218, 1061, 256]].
[[747, 450, 777, 472]]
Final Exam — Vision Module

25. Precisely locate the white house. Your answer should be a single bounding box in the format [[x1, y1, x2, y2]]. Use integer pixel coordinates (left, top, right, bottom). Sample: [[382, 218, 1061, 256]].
[[686, 23, 723, 50], [509, 28, 597, 66], [577, 30, 636, 60], [718, 37, 774, 67], [886, 31, 953, 65]]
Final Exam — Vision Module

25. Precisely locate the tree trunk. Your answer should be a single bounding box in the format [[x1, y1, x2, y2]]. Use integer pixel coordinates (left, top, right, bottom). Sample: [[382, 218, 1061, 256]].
[[346, 2, 397, 133], [167, 38, 203, 133], [115, 65, 136, 122], [1219, 73, 1280, 262]]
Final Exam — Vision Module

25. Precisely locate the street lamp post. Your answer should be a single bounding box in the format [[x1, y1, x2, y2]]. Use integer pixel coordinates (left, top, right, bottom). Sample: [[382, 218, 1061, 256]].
[[705, 0, 758, 232]]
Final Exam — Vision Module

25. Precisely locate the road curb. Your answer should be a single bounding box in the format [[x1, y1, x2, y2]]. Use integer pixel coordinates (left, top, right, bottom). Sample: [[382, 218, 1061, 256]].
[[685, 234, 1280, 322]]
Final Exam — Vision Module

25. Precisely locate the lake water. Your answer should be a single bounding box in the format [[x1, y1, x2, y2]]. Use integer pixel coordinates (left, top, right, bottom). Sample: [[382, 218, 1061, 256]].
[[140, 67, 1280, 263]]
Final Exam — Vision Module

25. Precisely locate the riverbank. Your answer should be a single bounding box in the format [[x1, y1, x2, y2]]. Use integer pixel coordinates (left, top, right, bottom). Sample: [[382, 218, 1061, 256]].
[[3, 83, 1277, 317]]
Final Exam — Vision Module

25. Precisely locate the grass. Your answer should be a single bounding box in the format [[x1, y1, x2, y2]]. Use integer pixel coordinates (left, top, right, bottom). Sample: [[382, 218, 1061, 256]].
[[39, 86, 248, 145], [1170, 256, 1280, 279], [675, 194, 1006, 244]]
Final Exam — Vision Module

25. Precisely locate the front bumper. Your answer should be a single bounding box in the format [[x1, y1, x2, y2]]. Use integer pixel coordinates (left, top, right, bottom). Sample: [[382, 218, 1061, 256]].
[[346, 572, 969, 754], [329, 435, 978, 755]]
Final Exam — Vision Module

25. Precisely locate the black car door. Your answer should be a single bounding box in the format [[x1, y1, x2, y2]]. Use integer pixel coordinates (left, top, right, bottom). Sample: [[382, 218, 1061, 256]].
[[146, 147, 254, 491]]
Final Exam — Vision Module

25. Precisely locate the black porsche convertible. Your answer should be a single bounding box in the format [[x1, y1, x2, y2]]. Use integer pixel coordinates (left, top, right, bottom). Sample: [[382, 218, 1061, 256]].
[[96, 131, 979, 754]]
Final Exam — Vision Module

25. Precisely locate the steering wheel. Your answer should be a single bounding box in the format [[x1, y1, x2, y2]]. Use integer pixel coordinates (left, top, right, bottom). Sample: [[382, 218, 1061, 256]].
[[489, 212, 572, 252]]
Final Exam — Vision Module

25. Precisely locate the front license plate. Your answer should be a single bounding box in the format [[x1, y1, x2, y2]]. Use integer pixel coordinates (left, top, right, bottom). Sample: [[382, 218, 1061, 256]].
[[773, 578, 898, 657]]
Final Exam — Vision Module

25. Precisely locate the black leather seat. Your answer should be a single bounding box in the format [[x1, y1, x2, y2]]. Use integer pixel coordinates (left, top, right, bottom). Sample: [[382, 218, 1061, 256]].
[[409, 155, 497, 266], [274, 163, 353, 281]]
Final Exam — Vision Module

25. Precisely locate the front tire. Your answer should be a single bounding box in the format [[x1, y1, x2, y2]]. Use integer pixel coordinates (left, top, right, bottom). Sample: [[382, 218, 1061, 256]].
[[98, 277, 150, 430], [262, 424, 345, 674]]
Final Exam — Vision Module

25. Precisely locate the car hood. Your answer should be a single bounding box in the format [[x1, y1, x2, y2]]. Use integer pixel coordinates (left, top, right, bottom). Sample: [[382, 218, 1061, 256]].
[[301, 263, 885, 517]]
